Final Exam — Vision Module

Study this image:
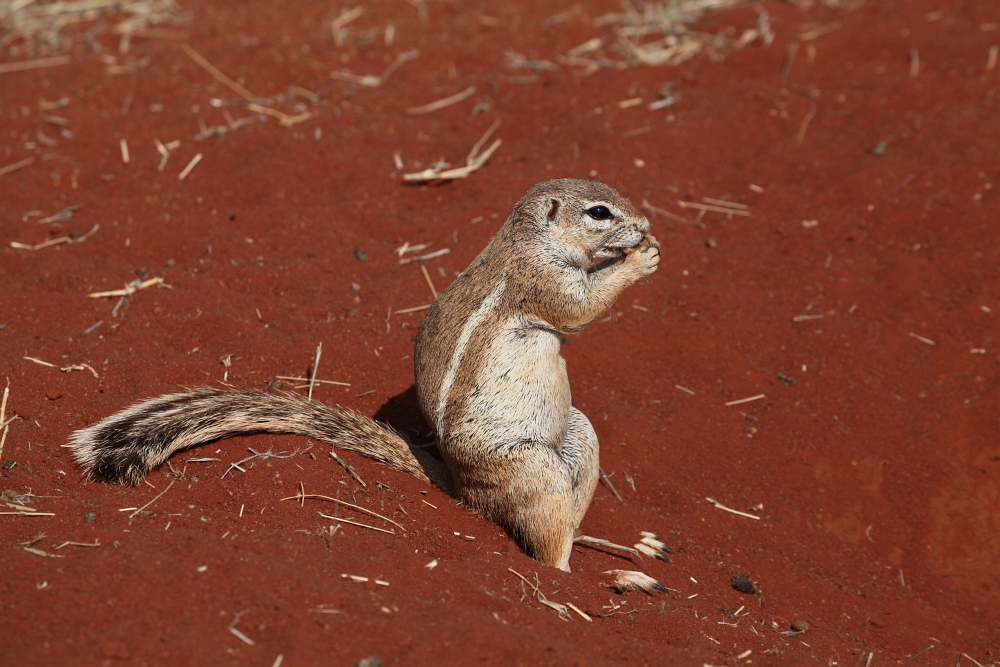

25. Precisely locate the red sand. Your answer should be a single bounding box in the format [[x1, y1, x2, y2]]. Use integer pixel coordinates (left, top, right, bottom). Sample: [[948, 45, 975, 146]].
[[1, 1, 998, 665]]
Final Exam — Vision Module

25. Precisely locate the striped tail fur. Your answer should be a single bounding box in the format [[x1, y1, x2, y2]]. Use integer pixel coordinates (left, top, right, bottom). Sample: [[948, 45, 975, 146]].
[[66, 388, 454, 494]]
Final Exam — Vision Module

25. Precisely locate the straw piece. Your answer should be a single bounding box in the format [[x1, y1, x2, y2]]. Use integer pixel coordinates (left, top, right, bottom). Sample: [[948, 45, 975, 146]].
[[0, 156, 36, 176], [0, 56, 70, 75], [182, 43, 255, 100], [406, 86, 475, 115]]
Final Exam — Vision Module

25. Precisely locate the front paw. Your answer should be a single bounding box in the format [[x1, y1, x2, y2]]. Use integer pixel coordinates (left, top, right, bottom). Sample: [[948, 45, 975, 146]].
[[624, 234, 660, 276]]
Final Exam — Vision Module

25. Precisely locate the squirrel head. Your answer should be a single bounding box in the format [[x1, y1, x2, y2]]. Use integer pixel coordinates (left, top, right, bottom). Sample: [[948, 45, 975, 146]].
[[514, 179, 650, 270]]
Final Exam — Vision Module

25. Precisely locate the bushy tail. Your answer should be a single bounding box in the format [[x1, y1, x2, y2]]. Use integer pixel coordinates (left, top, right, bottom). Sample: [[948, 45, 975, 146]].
[[66, 388, 453, 494]]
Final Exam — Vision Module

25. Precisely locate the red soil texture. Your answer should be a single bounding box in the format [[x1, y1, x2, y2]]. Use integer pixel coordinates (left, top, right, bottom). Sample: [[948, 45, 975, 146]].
[[1, 0, 998, 665]]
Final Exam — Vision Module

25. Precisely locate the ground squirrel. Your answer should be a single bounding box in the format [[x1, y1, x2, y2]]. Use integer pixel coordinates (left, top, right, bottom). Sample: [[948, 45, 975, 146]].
[[68, 178, 661, 574]]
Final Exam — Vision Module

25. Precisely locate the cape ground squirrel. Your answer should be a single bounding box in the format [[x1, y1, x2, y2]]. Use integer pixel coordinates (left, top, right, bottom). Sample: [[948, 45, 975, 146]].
[[68, 179, 662, 574]]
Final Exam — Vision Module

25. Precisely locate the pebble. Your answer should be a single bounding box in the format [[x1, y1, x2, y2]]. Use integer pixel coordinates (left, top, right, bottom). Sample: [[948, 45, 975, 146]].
[[731, 574, 760, 596]]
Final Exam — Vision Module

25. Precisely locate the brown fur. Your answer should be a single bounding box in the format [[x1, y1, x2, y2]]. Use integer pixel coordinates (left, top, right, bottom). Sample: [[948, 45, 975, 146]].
[[66, 179, 658, 572], [415, 179, 658, 569]]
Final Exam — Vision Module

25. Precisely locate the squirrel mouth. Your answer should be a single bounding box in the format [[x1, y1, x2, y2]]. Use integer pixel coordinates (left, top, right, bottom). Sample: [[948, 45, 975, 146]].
[[587, 248, 626, 274]]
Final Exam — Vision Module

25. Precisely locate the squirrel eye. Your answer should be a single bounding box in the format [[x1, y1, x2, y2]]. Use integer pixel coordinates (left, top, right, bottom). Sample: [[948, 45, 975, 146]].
[[586, 205, 613, 221]]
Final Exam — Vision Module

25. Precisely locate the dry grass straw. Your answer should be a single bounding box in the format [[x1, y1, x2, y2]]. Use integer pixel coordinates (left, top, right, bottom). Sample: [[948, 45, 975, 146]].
[[0, 55, 69, 74], [129, 476, 177, 520], [275, 375, 350, 387], [180, 42, 253, 99], [177, 152, 202, 180], [404, 120, 501, 183], [0, 156, 35, 176], [319, 512, 393, 534], [1, 0, 187, 60], [11, 223, 100, 250], [706, 496, 761, 520], [407, 86, 476, 115], [330, 6, 364, 47], [0, 382, 9, 461], [420, 265, 438, 299], [88, 276, 163, 298], [559, 0, 771, 73], [331, 49, 418, 87], [246, 104, 312, 127], [331, 450, 366, 487], [281, 492, 404, 531], [307, 342, 322, 401]]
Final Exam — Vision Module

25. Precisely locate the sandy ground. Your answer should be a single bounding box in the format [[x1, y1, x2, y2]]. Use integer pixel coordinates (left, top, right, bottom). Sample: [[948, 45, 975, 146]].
[[1, 0, 998, 665]]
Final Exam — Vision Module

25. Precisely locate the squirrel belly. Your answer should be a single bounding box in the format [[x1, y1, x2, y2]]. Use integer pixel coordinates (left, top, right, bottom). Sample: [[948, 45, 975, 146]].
[[67, 178, 659, 572]]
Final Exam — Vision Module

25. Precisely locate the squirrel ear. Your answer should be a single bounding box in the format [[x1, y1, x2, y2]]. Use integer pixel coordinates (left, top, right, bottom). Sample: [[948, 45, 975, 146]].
[[547, 199, 560, 222]]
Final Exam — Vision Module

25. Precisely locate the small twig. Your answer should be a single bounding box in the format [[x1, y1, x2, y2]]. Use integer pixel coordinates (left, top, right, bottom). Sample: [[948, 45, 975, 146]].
[[0, 56, 71, 75], [420, 265, 438, 299], [247, 104, 312, 127], [318, 512, 394, 534], [908, 332, 937, 346], [275, 376, 350, 387], [780, 42, 798, 80], [508, 568, 541, 596], [958, 653, 985, 667], [331, 6, 365, 46], [330, 49, 418, 87], [222, 445, 310, 479], [725, 394, 765, 406], [280, 492, 404, 531], [799, 22, 840, 41], [407, 86, 475, 115], [23, 546, 63, 558], [399, 248, 450, 264], [566, 602, 592, 621], [182, 43, 255, 101], [467, 119, 501, 163], [11, 224, 100, 250], [904, 646, 935, 664], [0, 382, 9, 459], [23, 356, 57, 368], [308, 342, 323, 401], [705, 497, 761, 520], [89, 277, 163, 299], [54, 539, 100, 549], [129, 476, 178, 520], [178, 153, 202, 180], [599, 467, 623, 502], [0, 156, 36, 177], [331, 450, 366, 487], [796, 104, 817, 144], [341, 573, 390, 585], [641, 199, 699, 226], [678, 201, 751, 216], [228, 612, 255, 645], [393, 304, 432, 315]]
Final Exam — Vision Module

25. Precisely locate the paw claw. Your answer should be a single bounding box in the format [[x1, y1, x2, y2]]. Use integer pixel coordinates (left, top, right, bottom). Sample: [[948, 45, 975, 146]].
[[639, 531, 673, 555], [604, 569, 668, 595]]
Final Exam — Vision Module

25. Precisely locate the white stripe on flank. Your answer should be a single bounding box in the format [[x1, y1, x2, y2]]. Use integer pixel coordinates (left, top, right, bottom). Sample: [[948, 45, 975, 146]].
[[436, 278, 506, 435]]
